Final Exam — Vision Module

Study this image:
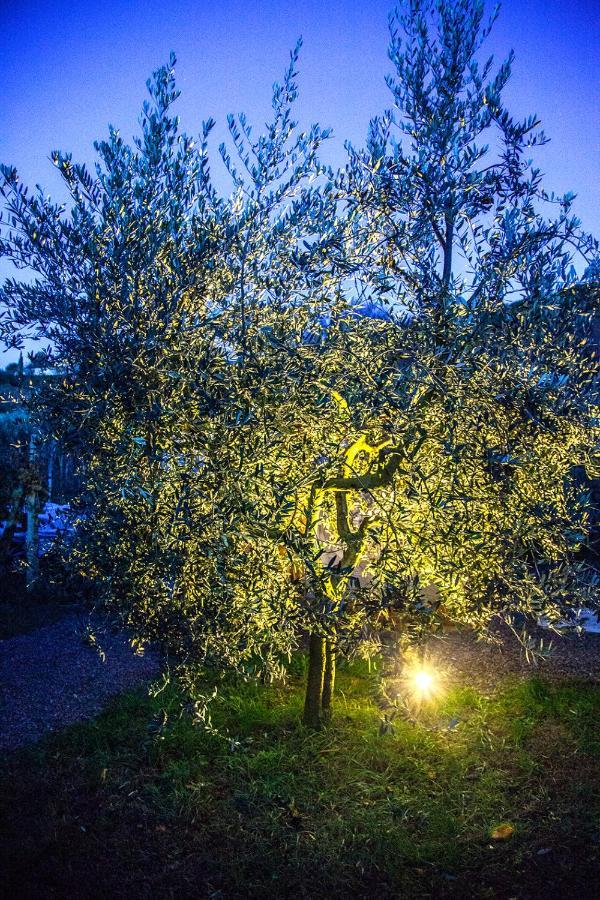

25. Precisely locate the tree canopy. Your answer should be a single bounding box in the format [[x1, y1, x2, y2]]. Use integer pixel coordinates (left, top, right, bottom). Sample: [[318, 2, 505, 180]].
[[1, 0, 598, 726]]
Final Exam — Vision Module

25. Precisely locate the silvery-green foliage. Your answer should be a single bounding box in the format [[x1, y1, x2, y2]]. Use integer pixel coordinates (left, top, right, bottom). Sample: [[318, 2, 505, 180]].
[[0, 1, 598, 690], [339, 0, 599, 638], [0, 46, 342, 675]]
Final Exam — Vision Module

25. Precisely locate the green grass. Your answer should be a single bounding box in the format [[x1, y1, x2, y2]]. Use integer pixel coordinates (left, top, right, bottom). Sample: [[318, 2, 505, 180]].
[[2, 662, 600, 899]]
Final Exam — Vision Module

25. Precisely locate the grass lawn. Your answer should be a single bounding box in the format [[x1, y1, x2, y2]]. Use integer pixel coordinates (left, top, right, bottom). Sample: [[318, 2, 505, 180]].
[[2, 660, 600, 899]]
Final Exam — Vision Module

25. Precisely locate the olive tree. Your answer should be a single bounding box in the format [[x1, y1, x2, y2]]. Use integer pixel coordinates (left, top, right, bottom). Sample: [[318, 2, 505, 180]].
[[0, 45, 346, 683], [246, 0, 599, 726], [333, 0, 599, 673], [1, 2, 597, 732]]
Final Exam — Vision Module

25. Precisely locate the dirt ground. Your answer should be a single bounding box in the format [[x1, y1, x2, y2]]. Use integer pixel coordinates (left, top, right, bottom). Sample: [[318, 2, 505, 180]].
[[425, 622, 600, 690]]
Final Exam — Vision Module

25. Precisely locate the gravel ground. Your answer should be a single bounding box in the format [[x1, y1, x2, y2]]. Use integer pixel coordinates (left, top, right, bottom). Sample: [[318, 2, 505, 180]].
[[426, 624, 600, 690], [2, 610, 599, 753], [0, 613, 161, 751]]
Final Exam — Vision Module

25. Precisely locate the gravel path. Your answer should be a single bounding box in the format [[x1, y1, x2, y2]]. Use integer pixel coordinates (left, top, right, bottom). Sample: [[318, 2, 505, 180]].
[[2, 611, 599, 752], [0, 613, 161, 751], [426, 624, 600, 690]]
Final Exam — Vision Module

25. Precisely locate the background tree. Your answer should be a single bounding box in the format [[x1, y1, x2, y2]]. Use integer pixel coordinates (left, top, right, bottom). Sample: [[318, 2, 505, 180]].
[[0, 359, 70, 582], [0, 361, 30, 568]]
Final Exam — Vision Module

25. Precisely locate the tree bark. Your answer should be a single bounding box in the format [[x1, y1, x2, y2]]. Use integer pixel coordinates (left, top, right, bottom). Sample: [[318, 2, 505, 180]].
[[0, 485, 24, 571], [25, 433, 40, 592], [303, 632, 326, 728], [321, 640, 336, 718], [47, 439, 56, 503], [442, 214, 454, 288]]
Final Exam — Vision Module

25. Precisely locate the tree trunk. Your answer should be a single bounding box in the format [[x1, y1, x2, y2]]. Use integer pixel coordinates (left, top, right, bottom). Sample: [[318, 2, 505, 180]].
[[303, 632, 326, 728], [321, 639, 336, 718], [442, 214, 454, 288], [58, 452, 66, 501], [47, 439, 56, 503], [25, 433, 40, 592], [0, 485, 24, 571]]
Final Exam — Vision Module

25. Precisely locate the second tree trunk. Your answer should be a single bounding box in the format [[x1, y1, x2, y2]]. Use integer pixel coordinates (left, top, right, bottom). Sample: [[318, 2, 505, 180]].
[[303, 632, 325, 727], [321, 640, 335, 718], [303, 634, 336, 727]]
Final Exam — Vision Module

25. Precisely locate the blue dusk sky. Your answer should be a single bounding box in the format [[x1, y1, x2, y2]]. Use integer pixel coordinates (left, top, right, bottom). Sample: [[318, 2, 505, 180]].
[[0, 0, 598, 362]]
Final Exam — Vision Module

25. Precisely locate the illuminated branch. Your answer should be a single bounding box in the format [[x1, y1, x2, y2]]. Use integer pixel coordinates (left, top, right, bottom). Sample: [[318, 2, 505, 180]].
[[321, 448, 405, 492]]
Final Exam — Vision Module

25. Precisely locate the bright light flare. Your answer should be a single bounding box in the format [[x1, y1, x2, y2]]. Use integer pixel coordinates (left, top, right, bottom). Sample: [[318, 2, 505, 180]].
[[413, 669, 434, 695], [404, 663, 442, 704]]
